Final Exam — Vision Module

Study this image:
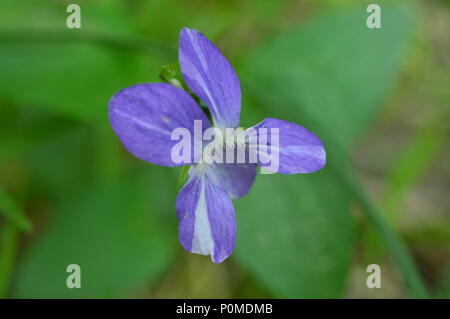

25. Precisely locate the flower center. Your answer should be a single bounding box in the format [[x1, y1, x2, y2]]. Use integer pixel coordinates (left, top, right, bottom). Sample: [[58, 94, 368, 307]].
[[201, 127, 248, 165]]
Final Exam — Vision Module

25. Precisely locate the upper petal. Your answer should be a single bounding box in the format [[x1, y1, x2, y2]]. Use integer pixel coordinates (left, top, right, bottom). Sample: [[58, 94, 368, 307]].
[[109, 83, 210, 167], [179, 27, 241, 129], [247, 118, 326, 174], [176, 170, 236, 263]]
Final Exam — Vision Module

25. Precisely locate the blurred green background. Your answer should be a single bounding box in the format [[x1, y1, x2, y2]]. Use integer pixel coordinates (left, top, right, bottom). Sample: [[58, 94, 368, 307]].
[[0, 0, 449, 298]]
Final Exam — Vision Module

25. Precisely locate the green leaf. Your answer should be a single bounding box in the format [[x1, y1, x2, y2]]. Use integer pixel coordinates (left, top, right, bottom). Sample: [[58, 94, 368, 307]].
[[235, 168, 354, 298], [0, 186, 31, 231], [237, 3, 427, 298], [13, 169, 177, 298], [240, 3, 415, 148]]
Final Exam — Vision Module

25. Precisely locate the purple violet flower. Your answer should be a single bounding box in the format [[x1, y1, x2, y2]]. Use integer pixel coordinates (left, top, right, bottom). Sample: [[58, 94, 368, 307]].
[[109, 28, 326, 263]]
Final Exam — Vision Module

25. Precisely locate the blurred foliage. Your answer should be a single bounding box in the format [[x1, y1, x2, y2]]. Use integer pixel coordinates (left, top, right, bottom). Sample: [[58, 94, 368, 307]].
[[14, 171, 177, 298], [234, 4, 415, 298], [0, 0, 448, 298], [241, 4, 414, 148], [235, 170, 353, 298], [0, 186, 30, 231]]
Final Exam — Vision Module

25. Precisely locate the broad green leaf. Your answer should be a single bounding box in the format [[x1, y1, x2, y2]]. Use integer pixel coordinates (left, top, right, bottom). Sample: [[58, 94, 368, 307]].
[[240, 3, 415, 148], [13, 169, 177, 298], [235, 3, 420, 297], [235, 168, 354, 298]]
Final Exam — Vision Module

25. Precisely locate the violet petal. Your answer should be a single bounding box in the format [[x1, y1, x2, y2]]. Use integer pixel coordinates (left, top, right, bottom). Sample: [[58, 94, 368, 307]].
[[176, 169, 236, 263], [179, 27, 241, 129], [109, 83, 210, 166], [206, 162, 257, 199], [248, 118, 326, 174]]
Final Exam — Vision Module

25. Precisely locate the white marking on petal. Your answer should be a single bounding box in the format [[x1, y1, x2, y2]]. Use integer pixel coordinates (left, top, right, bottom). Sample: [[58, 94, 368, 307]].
[[183, 29, 223, 126], [186, 29, 209, 71], [113, 109, 171, 136], [191, 178, 215, 257]]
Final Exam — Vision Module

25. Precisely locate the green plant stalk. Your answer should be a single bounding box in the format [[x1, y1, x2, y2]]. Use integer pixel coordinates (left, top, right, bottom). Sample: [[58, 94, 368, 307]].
[[0, 186, 31, 232], [0, 222, 19, 298], [338, 170, 429, 298], [384, 125, 444, 225], [364, 123, 445, 262]]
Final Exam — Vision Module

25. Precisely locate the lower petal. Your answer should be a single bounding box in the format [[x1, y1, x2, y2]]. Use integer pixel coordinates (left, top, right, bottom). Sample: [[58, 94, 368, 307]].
[[176, 171, 236, 263], [206, 162, 257, 199]]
